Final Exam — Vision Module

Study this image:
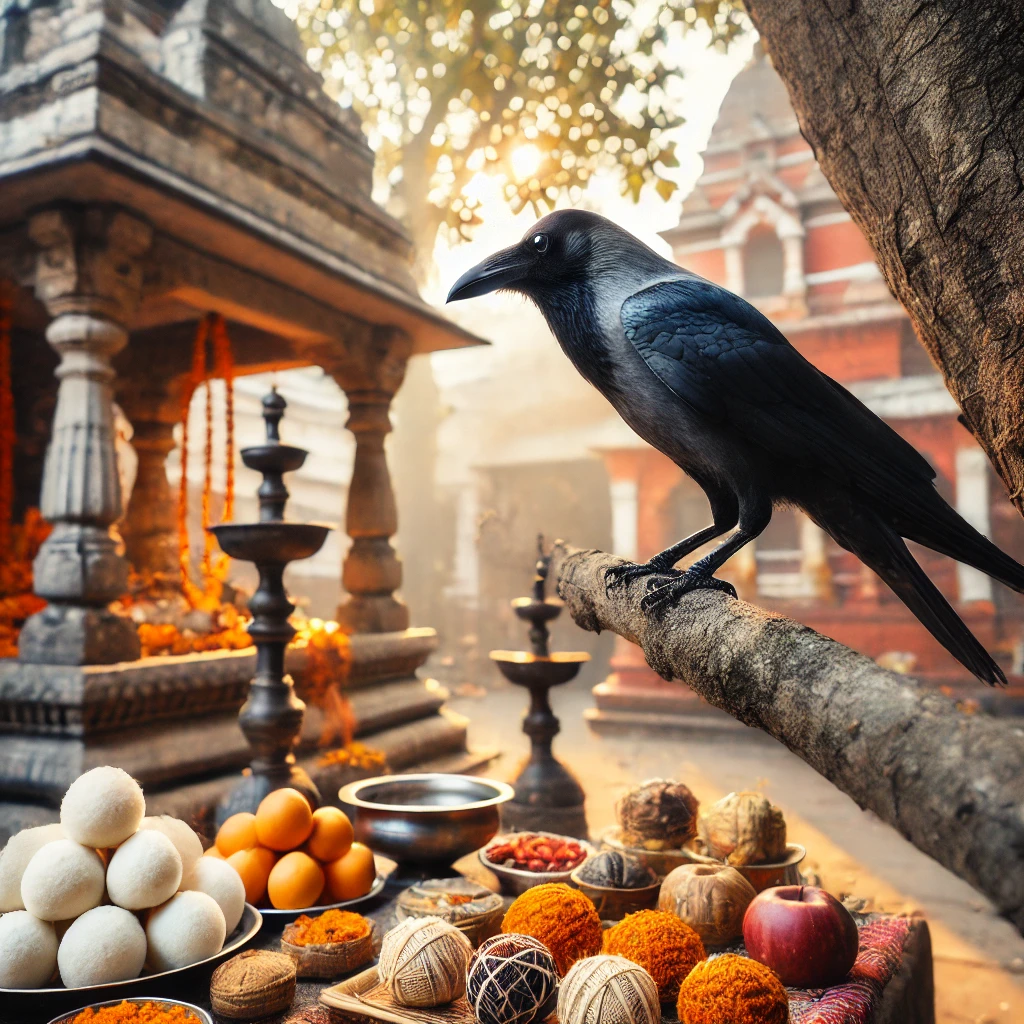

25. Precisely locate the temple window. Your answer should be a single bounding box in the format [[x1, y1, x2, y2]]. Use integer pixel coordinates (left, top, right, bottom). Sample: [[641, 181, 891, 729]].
[[743, 227, 785, 298]]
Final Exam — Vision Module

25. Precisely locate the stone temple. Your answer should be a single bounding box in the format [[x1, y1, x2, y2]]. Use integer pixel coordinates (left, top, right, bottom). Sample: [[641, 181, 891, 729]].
[[0, 0, 487, 839]]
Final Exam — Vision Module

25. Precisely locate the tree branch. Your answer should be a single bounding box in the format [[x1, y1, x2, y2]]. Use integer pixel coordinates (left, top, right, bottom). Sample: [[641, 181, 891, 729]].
[[552, 545, 1024, 933], [743, 0, 1024, 514]]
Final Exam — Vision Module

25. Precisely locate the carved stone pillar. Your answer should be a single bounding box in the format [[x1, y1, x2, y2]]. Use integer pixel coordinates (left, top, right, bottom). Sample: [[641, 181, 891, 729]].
[[119, 372, 183, 581], [17, 207, 152, 665], [121, 416, 179, 579], [329, 326, 413, 634]]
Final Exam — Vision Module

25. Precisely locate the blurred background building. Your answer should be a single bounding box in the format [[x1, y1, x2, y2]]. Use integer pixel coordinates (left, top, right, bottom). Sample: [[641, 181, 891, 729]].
[[172, 45, 1024, 716]]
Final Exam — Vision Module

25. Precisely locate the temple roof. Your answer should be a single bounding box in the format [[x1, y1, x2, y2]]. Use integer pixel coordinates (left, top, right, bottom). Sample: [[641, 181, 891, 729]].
[[705, 43, 801, 153]]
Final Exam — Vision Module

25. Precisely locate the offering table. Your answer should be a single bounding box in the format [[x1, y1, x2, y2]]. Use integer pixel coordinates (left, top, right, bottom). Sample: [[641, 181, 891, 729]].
[[3, 857, 933, 1024]]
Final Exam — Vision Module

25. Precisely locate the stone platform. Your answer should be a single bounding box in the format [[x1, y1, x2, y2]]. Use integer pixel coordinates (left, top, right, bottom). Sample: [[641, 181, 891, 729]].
[[0, 628, 496, 842]]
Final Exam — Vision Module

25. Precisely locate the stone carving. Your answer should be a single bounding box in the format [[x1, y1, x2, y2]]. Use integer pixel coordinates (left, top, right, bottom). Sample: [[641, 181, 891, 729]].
[[328, 327, 413, 634], [18, 206, 152, 665]]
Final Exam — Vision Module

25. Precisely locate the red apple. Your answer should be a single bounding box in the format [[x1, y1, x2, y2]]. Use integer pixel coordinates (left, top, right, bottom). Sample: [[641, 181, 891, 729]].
[[742, 885, 859, 988]]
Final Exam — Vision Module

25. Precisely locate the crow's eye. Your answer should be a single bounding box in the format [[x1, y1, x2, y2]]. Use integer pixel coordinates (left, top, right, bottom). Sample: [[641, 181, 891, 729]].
[[532, 233, 550, 254]]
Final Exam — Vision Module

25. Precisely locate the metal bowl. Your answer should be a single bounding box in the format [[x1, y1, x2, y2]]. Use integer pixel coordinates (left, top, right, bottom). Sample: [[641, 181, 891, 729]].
[[48, 999, 212, 1024], [338, 774, 514, 866]]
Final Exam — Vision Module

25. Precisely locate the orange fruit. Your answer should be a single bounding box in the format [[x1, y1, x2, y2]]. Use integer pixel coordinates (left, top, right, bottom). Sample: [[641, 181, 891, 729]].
[[323, 842, 376, 902], [216, 812, 258, 856], [267, 851, 325, 910], [304, 807, 354, 863], [254, 788, 314, 852], [227, 846, 277, 904], [203, 846, 225, 859]]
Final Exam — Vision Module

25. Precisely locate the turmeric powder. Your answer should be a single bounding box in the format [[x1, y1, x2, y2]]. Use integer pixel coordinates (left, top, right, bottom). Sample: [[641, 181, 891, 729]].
[[285, 908, 370, 946], [71, 1001, 199, 1024], [604, 909, 706, 1003], [501, 883, 602, 975], [677, 954, 788, 1024]]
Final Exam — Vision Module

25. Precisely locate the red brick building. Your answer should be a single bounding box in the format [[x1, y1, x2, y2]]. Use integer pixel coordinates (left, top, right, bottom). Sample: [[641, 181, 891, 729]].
[[591, 48, 1024, 723]]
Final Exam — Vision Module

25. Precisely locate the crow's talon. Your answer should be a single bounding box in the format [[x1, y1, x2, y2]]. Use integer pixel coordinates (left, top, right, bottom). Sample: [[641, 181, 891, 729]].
[[640, 572, 737, 615], [604, 561, 681, 594]]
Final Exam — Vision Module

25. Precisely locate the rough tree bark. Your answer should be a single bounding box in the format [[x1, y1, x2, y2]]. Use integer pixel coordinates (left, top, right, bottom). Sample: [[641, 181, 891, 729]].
[[743, 0, 1024, 512], [553, 546, 1024, 932]]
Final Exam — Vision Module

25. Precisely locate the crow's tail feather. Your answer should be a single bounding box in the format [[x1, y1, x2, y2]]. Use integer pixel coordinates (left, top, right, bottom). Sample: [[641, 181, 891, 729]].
[[847, 519, 1006, 686], [896, 498, 1024, 594]]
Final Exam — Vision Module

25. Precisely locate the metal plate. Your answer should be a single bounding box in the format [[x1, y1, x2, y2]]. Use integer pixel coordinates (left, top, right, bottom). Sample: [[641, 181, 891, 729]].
[[256, 869, 387, 924], [0, 905, 262, 1022], [47, 998, 213, 1024]]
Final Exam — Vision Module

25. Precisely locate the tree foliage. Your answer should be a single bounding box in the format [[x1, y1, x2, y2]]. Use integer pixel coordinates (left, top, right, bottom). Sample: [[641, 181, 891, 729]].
[[292, 0, 745, 263]]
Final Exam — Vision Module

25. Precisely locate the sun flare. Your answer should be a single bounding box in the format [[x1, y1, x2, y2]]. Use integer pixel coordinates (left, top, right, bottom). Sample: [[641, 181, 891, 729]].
[[510, 144, 542, 181]]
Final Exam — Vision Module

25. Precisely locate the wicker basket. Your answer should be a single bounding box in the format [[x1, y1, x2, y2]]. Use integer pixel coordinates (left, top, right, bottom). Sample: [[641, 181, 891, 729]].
[[281, 921, 376, 979], [210, 949, 297, 1019]]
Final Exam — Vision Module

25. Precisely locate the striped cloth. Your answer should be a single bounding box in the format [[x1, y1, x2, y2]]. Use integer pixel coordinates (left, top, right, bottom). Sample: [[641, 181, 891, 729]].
[[788, 916, 911, 1024]]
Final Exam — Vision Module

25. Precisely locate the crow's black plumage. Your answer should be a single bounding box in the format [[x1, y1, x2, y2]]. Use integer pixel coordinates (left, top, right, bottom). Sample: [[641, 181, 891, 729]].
[[447, 209, 1024, 684]]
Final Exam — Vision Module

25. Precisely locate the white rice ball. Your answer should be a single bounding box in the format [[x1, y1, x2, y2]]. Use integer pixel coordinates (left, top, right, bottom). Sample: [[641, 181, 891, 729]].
[[139, 816, 203, 883], [182, 856, 246, 933], [146, 890, 226, 972], [106, 829, 182, 910], [20, 839, 105, 921], [60, 766, 145, 848], [0, 911, 58, 988], [0, 823, 63, 911], [57, 905, 147, 988]]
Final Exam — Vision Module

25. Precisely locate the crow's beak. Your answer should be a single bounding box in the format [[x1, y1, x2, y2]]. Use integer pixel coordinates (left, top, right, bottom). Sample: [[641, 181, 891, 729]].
[[446, 244, 530, 302]]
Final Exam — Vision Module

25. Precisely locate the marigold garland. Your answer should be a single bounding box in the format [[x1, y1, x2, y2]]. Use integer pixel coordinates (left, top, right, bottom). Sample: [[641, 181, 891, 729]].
[[676, 954, 788, 1024], [177, 313, 235, 610], [501, 883, 603, 976], [603, 910, 706, 1003]]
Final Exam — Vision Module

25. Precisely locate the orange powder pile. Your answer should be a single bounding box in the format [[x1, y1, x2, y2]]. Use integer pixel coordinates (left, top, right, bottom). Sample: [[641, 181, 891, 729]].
[[72, 1002, 198, 1024], [286, 909, 371, 946], [603, 909, 706, 1002]]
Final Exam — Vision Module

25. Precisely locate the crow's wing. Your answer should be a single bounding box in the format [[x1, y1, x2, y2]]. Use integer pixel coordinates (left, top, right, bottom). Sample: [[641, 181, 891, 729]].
[[620, 278, 936, 501]]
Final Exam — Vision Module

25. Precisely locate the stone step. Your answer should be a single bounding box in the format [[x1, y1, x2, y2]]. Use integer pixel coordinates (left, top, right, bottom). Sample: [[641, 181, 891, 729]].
[[0, 628, 439, 737], [0, 676, 452, 803]]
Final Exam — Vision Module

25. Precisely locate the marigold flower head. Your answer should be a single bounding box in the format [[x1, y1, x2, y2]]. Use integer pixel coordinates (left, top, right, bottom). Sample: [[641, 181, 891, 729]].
[[603, 909, 706, 1002], [676, 954, 788, 1024], [501, 882, 602, 975]]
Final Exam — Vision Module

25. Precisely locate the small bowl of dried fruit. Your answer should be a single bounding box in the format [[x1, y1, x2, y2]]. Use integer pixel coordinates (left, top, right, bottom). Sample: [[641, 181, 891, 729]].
[[479, 831, 593, 896]]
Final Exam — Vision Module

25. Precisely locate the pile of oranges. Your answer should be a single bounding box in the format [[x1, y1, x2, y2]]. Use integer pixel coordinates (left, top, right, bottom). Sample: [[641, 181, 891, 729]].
[[208, 788, 376, 911]]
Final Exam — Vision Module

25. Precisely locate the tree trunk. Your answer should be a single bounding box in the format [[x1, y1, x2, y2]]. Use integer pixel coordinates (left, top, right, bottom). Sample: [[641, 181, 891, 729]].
[[552, 545, 1024, 933], [743, 0, 1024, 512]]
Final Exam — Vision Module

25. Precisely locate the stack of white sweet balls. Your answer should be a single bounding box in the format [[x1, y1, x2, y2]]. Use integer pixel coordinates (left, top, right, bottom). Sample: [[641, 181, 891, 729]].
[[0, 766, 246, 990]]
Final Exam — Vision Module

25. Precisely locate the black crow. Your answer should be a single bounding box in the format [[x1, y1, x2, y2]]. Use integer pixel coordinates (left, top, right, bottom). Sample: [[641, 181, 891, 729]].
[[447, 209, 1024, 685]]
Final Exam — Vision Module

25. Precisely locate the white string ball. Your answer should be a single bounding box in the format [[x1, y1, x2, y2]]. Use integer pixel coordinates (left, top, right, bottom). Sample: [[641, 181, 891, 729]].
[[378, 916, 473, 1007], [557, 955, 661, 1024], [466, 933, 559, 1024]]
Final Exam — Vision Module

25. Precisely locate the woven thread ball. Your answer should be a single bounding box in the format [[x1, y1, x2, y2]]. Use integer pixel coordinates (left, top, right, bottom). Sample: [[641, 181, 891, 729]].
[[676, 954, 788, 1024], [466, 933, 559, 1024], [603, 910, 706, 1003], [378, 916, 473, 1007], [558, 955, 661, 1024], [501, 883, 602, 976]]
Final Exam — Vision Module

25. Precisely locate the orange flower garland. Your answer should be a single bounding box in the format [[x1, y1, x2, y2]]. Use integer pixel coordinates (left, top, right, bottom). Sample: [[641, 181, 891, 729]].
[[501, 883, 603, 976], [603, 910, 706, 1003], [676, 954, 788, 1024], [177, 313, 235, 610]]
